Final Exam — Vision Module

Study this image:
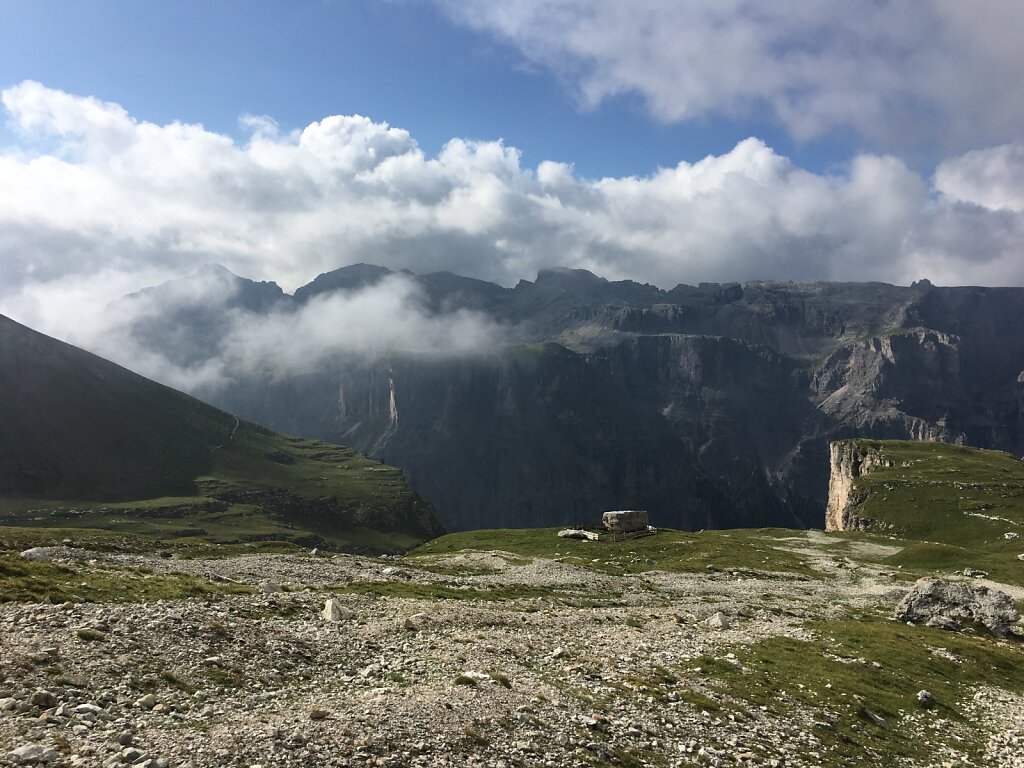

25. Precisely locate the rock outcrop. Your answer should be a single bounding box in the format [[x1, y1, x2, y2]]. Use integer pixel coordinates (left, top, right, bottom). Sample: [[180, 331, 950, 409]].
[[894, 577, 1021, 637], [825, 441, 896, 531]]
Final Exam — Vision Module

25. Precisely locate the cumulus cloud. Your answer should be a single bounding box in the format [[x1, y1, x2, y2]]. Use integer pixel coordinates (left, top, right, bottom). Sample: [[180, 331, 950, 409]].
[[934, 143, 1024, 213], [438, 0, 1024, 147], [2, 80, 1024, 361]]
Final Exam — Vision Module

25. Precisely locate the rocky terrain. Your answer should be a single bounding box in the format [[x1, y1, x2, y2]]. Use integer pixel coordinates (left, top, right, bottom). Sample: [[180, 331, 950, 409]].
[[93, 265, 1024, 532], [3, 529, 1023, 768]]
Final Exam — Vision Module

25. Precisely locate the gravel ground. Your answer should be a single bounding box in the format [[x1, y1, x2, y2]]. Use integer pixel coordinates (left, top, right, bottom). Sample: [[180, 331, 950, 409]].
[[1, 534, 1021, 767]]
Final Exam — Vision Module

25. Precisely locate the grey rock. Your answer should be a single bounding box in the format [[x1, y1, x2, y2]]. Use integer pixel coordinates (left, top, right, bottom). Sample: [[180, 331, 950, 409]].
[[925, 615, 962, 632], [602, 510, 649, 533], [7, 744, 58, 764], [895, 577, 1020, 636], [862, 707, 887, 728], [916, 690, 934, 707], [30, 689, 56, 708], [322, 598, 354, 622], [706, 612, 731, 630], [134, 694, 157, 710], [557, 528, 599, 541], [403, 613, 430, 631], [20, 548, 50, 563]]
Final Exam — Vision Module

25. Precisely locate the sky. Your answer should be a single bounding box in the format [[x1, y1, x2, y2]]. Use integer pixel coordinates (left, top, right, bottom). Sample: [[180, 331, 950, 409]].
[[2, 0, 1024, 347]]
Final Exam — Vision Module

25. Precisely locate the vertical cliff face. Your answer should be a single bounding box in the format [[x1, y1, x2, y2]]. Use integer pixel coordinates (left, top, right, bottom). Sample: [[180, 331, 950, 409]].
[[825, 441, 897, 531]]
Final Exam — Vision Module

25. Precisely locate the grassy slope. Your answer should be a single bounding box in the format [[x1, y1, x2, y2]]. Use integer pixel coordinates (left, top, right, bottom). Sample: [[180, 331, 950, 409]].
[[839, 439, 1024, 583], [412, 526, 823, 577], [0, 427, 437, 553], [0, 314, 439, 553]]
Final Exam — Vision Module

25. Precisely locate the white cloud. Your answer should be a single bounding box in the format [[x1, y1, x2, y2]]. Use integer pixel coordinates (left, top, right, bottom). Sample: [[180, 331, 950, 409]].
[[1, 80, 1024, 356], [227, 274, 502, 373], [52, 269, 505, 395], [438, 0, 1024, 147], [934, 143, 1024, 213]]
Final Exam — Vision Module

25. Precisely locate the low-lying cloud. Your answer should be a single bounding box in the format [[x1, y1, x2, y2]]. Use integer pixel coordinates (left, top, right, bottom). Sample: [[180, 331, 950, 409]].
[[2, 80, 1024, 364], [58, 269, 504, 396]]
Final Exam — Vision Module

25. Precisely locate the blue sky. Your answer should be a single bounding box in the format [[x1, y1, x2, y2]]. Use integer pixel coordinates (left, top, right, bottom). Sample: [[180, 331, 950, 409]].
[[1, 0, 1023, 343], [0, 0, 847, 178]]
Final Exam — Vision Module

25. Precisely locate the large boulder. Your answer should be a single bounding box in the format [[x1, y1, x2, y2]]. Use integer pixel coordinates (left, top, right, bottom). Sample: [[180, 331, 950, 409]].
[[602, 510, 649, 534], [20, 548, 51, 562], [894, 577, 1020, 637]]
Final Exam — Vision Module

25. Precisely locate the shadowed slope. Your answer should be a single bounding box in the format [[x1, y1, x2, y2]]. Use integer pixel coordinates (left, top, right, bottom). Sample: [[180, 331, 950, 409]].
[[0, 314, 443, 552]]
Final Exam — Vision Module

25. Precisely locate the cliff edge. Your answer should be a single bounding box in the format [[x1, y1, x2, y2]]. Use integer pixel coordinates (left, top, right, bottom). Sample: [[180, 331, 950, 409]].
[[825, 440, 896, 531]]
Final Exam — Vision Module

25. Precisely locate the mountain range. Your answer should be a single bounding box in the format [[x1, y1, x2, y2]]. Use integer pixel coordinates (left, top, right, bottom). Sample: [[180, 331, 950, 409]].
[[65, 264, 1024, 532]]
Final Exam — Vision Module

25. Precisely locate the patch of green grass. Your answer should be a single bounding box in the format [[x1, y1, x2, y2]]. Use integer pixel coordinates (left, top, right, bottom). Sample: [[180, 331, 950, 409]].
[[462, 726, 489, 747], [158, 669, 198, 694], [0, 552, 252, 603], [692, 617, 1024, 764], [203, 667, 245, 689], [489, 671, 512, 689], [411, 527, 825, 577], [0, 526, 158, 553]]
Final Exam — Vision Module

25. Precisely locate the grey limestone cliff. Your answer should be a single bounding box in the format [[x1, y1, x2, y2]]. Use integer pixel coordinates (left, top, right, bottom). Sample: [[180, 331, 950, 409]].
[[825, 440, 899, 531]]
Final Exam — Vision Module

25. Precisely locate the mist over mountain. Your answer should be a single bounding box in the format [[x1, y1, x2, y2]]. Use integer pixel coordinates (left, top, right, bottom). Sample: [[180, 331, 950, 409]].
[[71, 263, 1024, 533]]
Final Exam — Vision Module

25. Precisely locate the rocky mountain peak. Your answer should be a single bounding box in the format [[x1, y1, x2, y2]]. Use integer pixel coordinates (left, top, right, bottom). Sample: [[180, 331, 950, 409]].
[[293, 263, 396, 303]]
